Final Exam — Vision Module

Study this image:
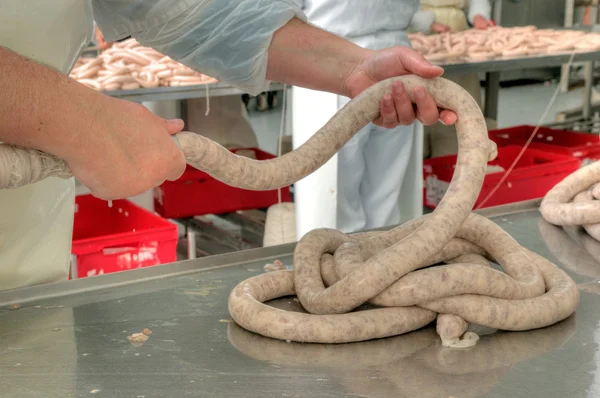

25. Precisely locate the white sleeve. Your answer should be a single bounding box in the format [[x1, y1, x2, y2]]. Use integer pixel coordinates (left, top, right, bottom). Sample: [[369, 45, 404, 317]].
[[466, 0, 492, 24], [409, 10, 435, 34], [92, 0, 306, 95]]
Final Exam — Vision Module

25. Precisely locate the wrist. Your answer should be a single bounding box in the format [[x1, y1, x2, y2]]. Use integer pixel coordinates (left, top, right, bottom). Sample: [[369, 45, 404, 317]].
[[267, 18, 371, 97], [341, 48, 373, 98]]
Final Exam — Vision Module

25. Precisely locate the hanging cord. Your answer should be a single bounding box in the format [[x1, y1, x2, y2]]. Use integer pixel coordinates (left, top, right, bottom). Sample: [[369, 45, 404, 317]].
[[205, 84, 210, 116], [277, 86, 288, 242], [277, 87, 288, 202], [475, 51, 578, 209]]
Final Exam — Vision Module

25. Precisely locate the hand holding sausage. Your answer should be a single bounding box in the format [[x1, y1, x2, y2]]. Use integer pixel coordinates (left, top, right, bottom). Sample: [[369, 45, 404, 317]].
[[60, 95, 186, 200], [344, 47, 458, 128]]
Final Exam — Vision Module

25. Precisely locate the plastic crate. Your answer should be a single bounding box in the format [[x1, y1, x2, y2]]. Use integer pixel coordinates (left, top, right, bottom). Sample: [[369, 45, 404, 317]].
[[423, 145, 580, 209], [489, 125, 600, 167], [153, 147, 292, 219], [72, 194, 178, 278]]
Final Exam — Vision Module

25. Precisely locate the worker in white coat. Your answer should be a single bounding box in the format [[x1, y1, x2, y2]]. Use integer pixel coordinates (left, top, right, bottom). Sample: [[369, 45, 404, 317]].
[[290, 0, 439, 233], [0, 0, 456, 292]]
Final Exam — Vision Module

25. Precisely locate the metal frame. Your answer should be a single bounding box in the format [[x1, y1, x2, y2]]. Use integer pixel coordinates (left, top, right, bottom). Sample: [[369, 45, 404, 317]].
[[104, 82, 285, 102]]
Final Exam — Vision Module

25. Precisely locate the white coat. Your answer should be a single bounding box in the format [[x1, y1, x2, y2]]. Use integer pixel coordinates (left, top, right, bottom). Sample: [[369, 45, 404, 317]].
[[419, 0, 492, 32], [0, 0, 304, 291], [289, 0, 428, 233]]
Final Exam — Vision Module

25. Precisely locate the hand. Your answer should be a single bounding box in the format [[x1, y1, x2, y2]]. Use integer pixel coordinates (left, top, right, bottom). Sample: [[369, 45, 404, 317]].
[[344, 47, 458, 128], [95, 25, 113, 50], [63, 97, 186, 200], [431, 22, 451, 34], [473, 15, 494, 30]]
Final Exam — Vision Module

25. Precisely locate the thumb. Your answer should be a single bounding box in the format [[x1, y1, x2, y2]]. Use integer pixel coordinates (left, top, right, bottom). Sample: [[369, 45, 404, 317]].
[[397, 48, 444, 78], [165, 118, 185, 135]]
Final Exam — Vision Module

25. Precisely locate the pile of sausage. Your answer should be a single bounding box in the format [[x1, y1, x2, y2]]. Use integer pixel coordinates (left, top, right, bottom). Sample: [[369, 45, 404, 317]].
[[69, 39, 216, 91], [217, 76, 578, 348], [0, 75, 580, 348], [409, 26, 600, 63], [541, 160, 600, 244]]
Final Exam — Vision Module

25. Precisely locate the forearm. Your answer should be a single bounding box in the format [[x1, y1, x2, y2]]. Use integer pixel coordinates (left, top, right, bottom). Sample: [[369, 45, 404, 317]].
[[266, 18, 370, 97], [0, 46, 102, 157]]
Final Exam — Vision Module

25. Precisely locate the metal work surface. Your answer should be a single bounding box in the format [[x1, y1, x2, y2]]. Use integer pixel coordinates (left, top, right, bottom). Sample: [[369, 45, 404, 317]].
[[103, 82, 285, 102], [1, 208, 600, 397], [438, 50, 600, 75]]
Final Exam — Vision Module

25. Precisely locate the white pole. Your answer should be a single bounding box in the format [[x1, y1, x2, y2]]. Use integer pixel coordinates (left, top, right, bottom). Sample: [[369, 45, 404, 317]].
[[291, 87, 339, 239]]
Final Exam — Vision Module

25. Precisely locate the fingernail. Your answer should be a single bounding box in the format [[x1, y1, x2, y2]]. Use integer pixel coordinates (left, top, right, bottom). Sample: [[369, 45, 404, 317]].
[[169, 118, 185, 128], [394, 82, 404, 96], [440, 118, 447, 126]]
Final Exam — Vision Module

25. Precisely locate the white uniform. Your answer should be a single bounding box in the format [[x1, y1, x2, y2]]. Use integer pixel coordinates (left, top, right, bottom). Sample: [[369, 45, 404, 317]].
[[290, 0, 429, 233], [0, 0, 303, 291], [419, 0, 491, 32]]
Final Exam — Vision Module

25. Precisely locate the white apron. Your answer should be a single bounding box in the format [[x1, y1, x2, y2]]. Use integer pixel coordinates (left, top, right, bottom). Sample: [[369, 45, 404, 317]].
[[0, 1, 93, 290]]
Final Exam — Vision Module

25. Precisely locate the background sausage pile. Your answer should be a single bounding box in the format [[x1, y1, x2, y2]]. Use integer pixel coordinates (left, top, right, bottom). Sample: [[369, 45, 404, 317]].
[[541, 161, 600, 243], [409, 26, 600, 63], [69, 38, 217, 91]]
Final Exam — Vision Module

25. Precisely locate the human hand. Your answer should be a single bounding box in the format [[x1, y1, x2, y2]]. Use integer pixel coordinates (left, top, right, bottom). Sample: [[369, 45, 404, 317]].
[[95, 25, 113, 50], [431, 22, 451, 34], [62, 97, 186, 200], [344, 47, 458, 128], [473, 15, 494, 30]]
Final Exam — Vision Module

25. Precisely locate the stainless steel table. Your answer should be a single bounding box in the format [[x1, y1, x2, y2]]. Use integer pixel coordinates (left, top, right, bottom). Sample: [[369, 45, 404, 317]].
[[1, 202, 599, 397], [436, 50, 600, 121]]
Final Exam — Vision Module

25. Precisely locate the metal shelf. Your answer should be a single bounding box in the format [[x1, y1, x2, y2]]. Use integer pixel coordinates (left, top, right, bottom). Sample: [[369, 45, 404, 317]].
[[437, 50, 600, 75], [103, 81, 285, 102]]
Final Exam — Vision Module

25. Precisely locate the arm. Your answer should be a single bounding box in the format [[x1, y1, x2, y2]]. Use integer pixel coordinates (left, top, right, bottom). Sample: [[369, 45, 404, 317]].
[[0, 46, 95, 155], [93, 0, 304, 96], [266, 18, 457, 126], [0, 46, 185, 199], [94, 0, 457, 127]]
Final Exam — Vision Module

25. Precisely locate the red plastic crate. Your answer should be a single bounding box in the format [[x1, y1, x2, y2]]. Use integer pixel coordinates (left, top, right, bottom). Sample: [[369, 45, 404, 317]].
[[72, 194, 178, 278], [153, 147, 292, 219], [423, 145, 580, 209], [489, 125, 600, 167]]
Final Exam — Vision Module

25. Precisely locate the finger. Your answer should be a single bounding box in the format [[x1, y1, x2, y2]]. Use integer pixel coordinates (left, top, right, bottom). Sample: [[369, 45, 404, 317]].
[[397, 48, 445, 78], [165, 118, 185, 135], [413, 86, 440, 126], [439, 109, 458, 125], [392, 82, 416, 125], [378, 94, 400, 128]]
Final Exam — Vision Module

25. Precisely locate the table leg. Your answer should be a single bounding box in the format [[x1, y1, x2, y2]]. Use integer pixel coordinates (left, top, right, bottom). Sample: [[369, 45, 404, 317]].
[[560, 0, 576, 92], [583, 62, 595, 120], [484, 72, 500, 120], [583, 0, 599, 120]]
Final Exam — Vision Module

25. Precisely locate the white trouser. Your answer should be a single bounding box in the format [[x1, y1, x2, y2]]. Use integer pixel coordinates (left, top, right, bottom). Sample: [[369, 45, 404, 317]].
[[336, 96, 418, 232]]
